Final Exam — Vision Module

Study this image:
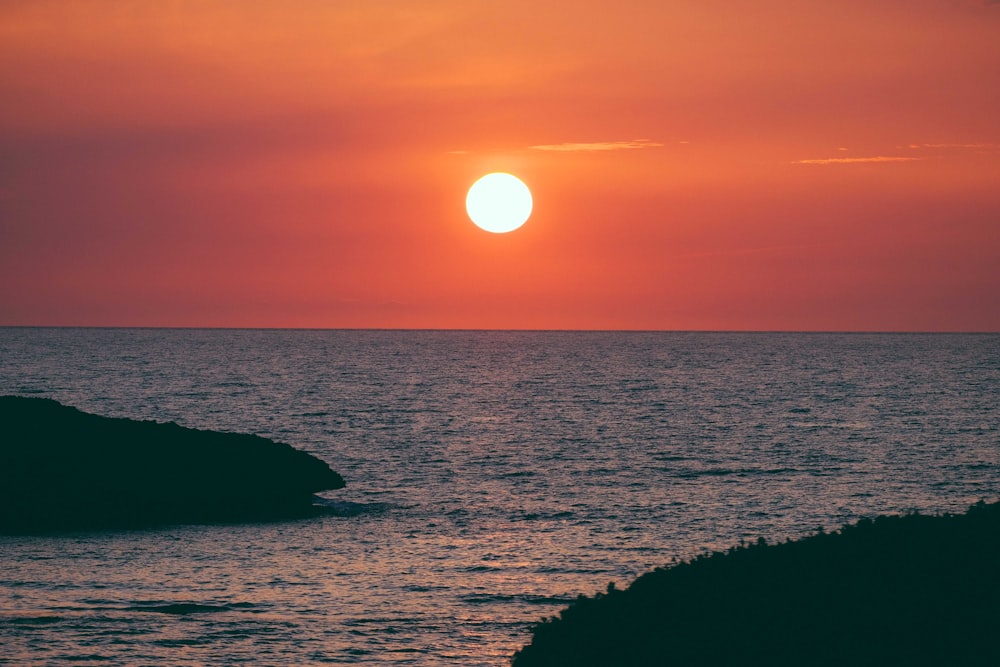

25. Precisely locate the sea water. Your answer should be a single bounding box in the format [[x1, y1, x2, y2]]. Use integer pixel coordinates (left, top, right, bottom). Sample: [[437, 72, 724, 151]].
[[1, 329, 997, 666]]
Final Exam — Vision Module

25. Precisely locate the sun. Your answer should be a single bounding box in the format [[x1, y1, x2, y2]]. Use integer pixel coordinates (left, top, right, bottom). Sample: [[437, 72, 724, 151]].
[[466, 173, 532, 233]]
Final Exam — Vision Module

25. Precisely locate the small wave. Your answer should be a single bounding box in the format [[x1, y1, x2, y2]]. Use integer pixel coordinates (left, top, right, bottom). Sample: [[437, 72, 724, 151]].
[[674, 468, 737, 479], [512, 510, 575, 522], [127, 602, 255, 615], [311, 498, 393, 516], [57, 653, 113, 662], [7, 615, 64, 625], [790, 420, 869, 430], [344, 616, 424, 627], [652, 454, 692, 462], [459, 593, 578, 606], [402, 584, 447, 593], [387, 648, 427, 654], [670, 467, 799, 479], [536, 566, 617, 575], [462, 564, 501, 573], [153, 638, 208, 647]]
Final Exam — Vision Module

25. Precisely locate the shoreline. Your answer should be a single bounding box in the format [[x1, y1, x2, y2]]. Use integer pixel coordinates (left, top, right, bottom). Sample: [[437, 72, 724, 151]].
[[513, 500, 1000, 666]]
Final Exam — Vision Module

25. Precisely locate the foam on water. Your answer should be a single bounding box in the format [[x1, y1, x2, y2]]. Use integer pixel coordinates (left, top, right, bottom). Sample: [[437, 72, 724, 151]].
[[1, 329, 998, 665]]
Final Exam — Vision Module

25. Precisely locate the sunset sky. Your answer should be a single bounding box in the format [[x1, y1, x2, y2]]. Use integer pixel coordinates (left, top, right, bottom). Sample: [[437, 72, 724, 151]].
[[2, 0, 998, 330]]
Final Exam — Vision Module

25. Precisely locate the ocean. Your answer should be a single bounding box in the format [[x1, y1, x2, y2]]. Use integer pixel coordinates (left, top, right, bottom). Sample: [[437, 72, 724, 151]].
[[1, 329, 998, 666]]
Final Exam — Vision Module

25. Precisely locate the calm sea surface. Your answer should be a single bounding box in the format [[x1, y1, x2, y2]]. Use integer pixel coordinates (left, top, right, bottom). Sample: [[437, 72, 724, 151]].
[[1, 329, 998, 665]]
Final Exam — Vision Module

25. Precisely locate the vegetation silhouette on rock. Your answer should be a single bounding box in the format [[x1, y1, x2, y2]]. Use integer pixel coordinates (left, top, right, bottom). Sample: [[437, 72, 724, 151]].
[[513, 500, 1000, 666], [0, 396, 345, 533]]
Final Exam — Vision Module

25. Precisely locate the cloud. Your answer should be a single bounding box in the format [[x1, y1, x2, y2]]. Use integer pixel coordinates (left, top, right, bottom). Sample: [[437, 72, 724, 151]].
[[794, 142, 1000, 165], [529, 139, 663, 152], [792, 156, 923, 165], [904, 143, 1000, 150]]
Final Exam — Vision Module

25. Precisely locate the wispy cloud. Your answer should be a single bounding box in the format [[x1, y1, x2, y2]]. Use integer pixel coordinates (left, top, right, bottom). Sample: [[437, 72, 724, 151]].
[[903, 142, 1000, 150], [530, 139, 663, 152], [792, 156, 923, 165], [794, 141, 1000, 165]]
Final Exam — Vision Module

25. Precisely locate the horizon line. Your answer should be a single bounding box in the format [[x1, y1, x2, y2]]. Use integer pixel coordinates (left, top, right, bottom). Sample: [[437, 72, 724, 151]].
[[1, 325, 997, 335]]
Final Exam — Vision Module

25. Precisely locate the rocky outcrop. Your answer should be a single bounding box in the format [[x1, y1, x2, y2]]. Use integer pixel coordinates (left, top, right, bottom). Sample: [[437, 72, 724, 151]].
[[0, 396, 345, 533], [513, 501, 1000, 666]]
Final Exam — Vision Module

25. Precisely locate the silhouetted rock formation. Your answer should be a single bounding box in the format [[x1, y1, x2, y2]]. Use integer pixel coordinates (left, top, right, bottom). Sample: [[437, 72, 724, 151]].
[[0, 396, 345, 533], [513, 501, 1000, 666]]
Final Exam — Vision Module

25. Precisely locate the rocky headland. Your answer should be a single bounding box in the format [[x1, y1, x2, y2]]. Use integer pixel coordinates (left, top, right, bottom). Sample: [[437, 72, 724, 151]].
[[0, 396, 345, 533], [513, 500, 1000, 666]]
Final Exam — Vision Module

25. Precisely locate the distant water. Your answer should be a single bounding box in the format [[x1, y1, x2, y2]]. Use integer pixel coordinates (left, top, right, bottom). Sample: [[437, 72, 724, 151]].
[[1, 329, 998, 666]]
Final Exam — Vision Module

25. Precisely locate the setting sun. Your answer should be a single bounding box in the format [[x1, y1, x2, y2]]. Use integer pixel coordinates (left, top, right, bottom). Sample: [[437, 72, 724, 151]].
[[466, 172, 533, 234]]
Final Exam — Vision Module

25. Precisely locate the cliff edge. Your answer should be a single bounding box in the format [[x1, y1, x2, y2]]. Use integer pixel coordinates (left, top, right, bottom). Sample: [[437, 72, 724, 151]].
[[513, 500, 1000, 666], [0, 396, 345, 533]]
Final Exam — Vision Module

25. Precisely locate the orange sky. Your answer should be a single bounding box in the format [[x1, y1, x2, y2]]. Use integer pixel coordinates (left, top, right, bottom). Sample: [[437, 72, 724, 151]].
[[1, 0, 998, 330]]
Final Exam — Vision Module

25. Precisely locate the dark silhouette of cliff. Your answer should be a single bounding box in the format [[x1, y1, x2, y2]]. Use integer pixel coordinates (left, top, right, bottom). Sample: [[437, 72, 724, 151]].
[[513, 501, 1000, 666], [0, 396, 345, 533]]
